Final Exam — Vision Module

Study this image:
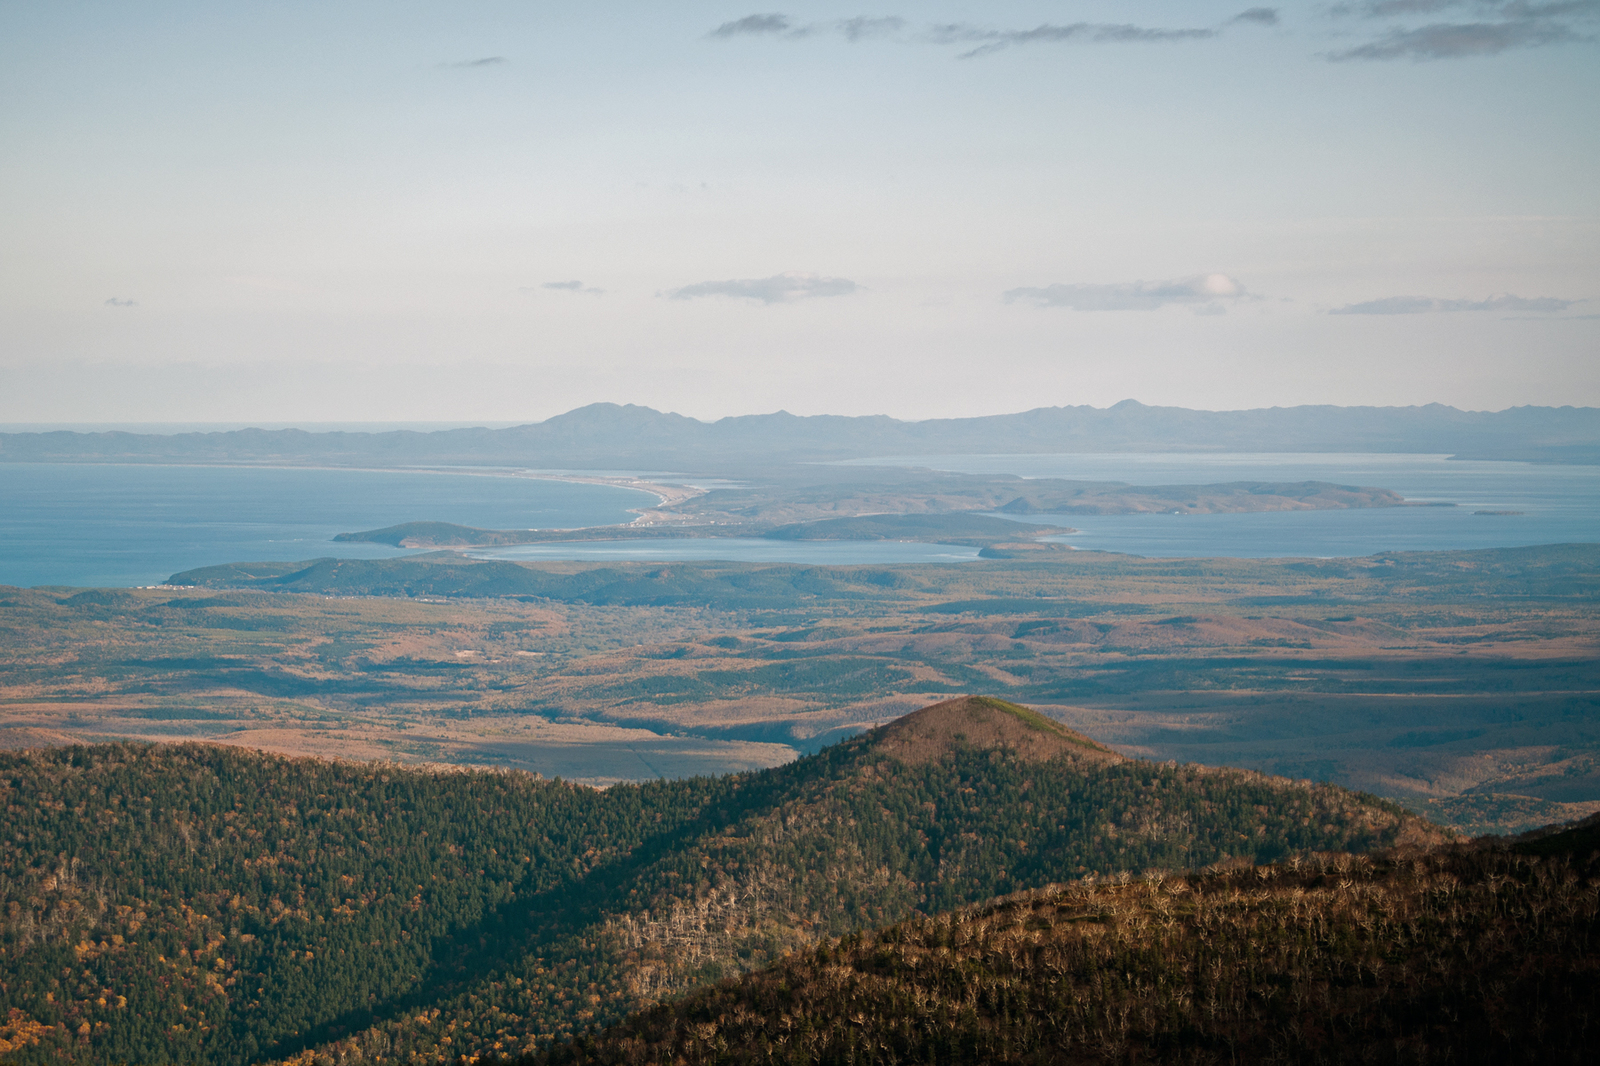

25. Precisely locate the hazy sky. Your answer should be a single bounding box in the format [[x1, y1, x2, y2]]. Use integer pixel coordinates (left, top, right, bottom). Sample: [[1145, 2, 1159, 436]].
[[2, 1, 1596, 422]]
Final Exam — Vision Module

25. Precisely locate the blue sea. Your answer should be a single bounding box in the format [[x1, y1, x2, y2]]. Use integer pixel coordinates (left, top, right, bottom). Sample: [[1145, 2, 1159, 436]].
[[1, 453, 1595, 587], [0, 464, 655, 588]]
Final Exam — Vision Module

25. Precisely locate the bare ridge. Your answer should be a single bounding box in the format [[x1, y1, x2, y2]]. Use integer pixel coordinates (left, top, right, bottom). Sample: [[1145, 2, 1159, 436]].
[[869, 695, 1124, 766]]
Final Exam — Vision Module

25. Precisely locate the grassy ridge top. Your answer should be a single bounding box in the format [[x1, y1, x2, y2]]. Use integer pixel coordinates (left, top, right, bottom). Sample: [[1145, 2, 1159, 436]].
[[870, 696, 1121, 765]]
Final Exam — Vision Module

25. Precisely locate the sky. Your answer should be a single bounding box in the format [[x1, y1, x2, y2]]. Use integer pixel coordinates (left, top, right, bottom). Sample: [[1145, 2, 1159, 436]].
[[1, 1, 1597, 423]]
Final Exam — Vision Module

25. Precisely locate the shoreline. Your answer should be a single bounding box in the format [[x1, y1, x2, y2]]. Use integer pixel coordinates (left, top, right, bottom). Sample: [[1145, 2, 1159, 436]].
[[504, 471, 709, 524]]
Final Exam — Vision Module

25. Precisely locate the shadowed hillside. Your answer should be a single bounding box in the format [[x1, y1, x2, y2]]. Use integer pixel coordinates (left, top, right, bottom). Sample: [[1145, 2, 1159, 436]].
[[0, 697, 1438, 1065], [531, 822, 1600, 1066]]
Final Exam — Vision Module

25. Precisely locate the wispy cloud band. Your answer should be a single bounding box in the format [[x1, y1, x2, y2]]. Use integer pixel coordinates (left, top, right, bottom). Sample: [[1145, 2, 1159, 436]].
[[540, 280, 605, 295], [1005, 274, 1248, 312], [663, 272, 859, 304], [709, 5, 1596, 61], [1325, 0, 1598, 59], [708, 13, 906, 40], [1330, 293, 1578, 313], [708, 10, 1278, 57]]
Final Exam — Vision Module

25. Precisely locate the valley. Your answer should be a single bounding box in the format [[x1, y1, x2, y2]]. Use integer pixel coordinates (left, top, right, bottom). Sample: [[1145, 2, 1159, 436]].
[[2, 544, 1596, 834]]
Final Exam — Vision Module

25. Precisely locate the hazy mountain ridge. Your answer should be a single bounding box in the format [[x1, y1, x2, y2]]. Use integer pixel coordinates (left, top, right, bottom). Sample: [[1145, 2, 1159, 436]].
[[4, 401, 1598, 467], [0, 698, 1434, 1065]]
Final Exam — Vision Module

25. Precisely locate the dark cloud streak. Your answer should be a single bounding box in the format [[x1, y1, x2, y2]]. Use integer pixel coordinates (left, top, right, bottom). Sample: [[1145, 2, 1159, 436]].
[[1327, 18, 1584, 57], [1230, 8, 1282, 24], [708, 14, 792, 38], [946, 23, 1218, 59], [707, 11, 1276, 56], [1326, 0, 1597, 59]]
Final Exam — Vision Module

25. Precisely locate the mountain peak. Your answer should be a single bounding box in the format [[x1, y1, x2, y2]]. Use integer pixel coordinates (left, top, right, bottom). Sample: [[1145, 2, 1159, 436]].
[[869, 696, 1123, 766]]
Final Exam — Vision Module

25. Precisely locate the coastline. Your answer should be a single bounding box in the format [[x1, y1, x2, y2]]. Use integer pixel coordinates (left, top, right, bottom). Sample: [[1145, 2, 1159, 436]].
[[505, 472, 709, 524]]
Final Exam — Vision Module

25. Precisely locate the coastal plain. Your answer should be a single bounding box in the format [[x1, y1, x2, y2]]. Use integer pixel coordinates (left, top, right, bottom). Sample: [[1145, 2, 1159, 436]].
[[3, 543, 1596, 834]]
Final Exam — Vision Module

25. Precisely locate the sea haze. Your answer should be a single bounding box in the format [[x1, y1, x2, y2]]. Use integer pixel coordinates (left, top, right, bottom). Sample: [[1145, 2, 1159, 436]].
[[0, 464, 655, 588]]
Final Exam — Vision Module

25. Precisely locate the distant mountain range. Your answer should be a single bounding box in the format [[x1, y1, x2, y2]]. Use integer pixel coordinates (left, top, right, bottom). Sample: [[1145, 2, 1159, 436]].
[[3, 401, 1597, 468]]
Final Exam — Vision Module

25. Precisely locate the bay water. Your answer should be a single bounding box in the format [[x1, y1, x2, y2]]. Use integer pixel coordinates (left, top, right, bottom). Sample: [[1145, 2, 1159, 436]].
[[0, 464, 655, 588], [846, 452, 1599, 558], [2, 453, 1594, 587]]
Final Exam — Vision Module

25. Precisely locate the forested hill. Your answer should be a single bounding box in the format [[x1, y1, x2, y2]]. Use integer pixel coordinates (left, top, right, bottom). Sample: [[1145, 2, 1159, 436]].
[[533, 820, 1600, 1066], [0, 697, 1439, 1065]]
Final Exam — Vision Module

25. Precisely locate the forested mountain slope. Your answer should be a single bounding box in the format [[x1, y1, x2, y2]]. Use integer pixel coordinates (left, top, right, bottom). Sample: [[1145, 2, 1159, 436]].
[[533, 818, 1600, 1066], [0, 698, 1438, 1065]]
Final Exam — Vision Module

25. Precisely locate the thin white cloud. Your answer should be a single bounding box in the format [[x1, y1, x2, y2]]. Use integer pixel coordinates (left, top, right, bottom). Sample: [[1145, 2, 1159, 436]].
[[1330, 293, 1578, 313], [443, 56, 507, 68], [540, 280, 604, 295], [104, 297, 138, 307], [663, 272, 859, 304], [1005, 274, 1249, 312]]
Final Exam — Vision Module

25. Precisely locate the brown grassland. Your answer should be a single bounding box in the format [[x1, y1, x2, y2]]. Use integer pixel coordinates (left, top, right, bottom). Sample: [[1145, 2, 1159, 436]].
[[1, 545, 1596, 834]]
